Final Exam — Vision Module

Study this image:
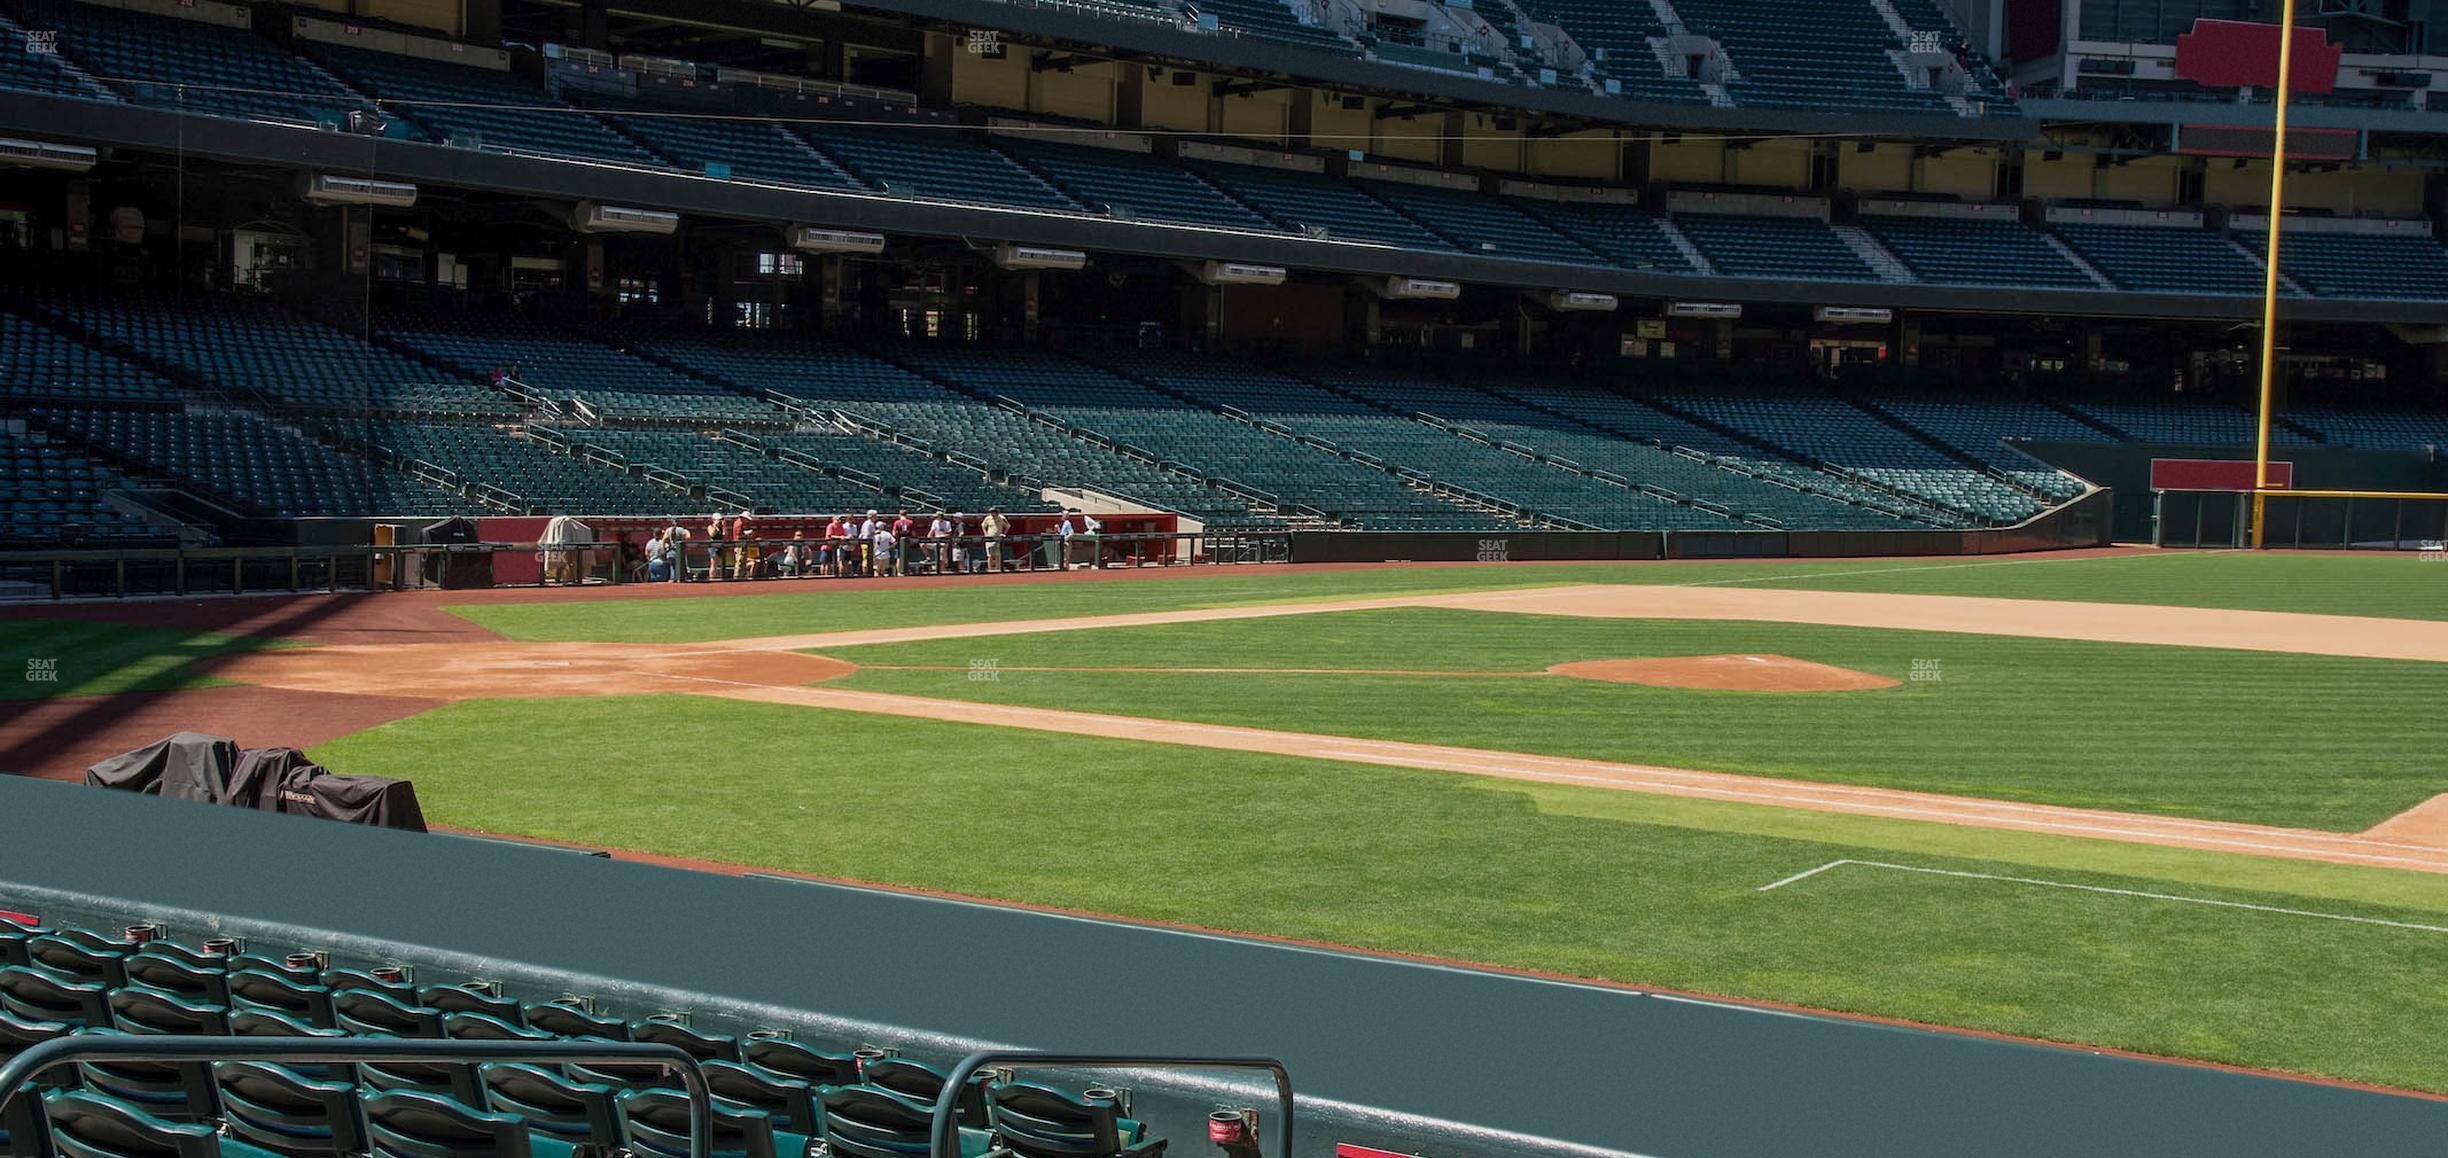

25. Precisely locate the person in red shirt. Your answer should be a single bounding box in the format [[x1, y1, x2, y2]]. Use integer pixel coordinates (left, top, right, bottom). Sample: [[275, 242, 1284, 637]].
[[729, 512, 758, 579], [890, 510, 915, 576], [821, 515, 846, 577]]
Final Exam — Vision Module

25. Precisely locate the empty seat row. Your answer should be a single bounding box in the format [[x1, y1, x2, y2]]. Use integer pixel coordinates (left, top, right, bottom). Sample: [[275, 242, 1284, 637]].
[[0, 915, 1162, 1158]]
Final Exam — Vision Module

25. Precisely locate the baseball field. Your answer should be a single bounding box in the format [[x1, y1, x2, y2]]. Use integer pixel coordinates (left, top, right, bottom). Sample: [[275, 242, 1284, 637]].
[[6, 548, 2448, 1096]]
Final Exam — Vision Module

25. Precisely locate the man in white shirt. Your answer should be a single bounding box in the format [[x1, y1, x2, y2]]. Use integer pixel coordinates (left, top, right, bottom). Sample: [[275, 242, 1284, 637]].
[[981, 508, 1007, 572], [928, 512, 954, 574], [642, 529, 668, 582], [857, 510, 880, 577], [870, 521, 897, 579], [1057, 512, 1077, 569]]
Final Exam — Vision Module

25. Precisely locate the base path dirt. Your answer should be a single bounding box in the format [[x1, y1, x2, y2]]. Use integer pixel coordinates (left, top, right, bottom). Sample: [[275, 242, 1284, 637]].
[[2364, 794, 2448, 849], [205, 643, 857, 700], [701, 683, 2448, 875], [1550, 655, 1898, 691]]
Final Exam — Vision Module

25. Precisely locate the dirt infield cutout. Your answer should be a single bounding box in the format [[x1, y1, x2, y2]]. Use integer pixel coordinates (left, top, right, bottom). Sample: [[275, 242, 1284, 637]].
[[1548, 655, 1898, 692]]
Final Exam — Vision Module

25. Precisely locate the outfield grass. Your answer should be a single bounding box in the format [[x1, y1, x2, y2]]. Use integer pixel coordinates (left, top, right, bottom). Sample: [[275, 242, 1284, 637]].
[[447, 552, 2448, 643], [822, 608, 2448, 831], [311, 693, 2448, 1094], [0, 620, 283, 700]]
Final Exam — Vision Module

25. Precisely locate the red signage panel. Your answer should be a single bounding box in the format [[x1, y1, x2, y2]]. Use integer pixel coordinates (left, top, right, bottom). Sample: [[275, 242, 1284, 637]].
[[2150, 458, 2295, 492], [2175, 20, 2341, 93]]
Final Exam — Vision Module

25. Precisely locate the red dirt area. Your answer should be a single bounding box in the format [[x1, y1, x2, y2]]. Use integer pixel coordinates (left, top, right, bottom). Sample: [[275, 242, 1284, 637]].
[[202, 643, 858, 700], [0, 592, 502, 647], [1547, 655, 1900, 692], [2363, 793, 2448, 848], [0, 686, 441, 782]]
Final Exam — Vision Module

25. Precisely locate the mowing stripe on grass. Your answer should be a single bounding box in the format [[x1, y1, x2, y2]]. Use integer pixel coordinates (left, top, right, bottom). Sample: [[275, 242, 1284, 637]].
[[1757, 859, 2448, 934]]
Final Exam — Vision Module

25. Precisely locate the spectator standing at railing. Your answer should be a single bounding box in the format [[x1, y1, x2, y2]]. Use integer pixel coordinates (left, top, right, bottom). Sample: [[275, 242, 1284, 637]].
[[930, 512, 955, 574], [890, 510, 915, 576], [982, 508, 1007, 572], [730, 512, 758, 580], [827, 514, 853, 577], [643, 528, 669, 582], [663, 520, 690, 582], [870, 518, 897, 579], [857, 510, 880, 577], [781, 530, 806, 578], [1057, 511, 1078, 569], [704, 516, 726, 581]]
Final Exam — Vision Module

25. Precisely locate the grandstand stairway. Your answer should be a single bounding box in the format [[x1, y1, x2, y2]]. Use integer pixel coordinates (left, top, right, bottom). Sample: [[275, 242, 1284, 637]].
[[854, 344, 1278, 526], [1833, 389, 2067, 507], [2224, 234, 2307, 298], [1831, 225, 1917, 284], [1655, 218, 1718, 275], [2040, 235, 2120, 291], [1465, 379, 1949, 528], [1617, 390, 1979, 523]]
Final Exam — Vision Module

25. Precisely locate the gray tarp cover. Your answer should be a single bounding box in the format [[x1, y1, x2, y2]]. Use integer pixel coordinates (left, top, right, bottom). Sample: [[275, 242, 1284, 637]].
[[87, 735, 425, 831], [82, 732, 239, 801]]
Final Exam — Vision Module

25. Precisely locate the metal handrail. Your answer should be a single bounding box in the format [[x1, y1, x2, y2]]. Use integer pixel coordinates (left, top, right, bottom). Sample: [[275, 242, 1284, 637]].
[[928, 1052, 1291, 1158], [0, 1036, 715, 1157]]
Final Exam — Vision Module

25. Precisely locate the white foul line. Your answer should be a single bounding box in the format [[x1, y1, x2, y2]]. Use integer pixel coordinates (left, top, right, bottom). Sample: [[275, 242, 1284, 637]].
[[1754, 859, 2448, 934]]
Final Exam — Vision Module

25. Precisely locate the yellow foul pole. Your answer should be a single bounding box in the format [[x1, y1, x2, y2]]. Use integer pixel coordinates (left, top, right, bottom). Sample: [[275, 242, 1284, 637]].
[[2250, 0, 2301, 549]]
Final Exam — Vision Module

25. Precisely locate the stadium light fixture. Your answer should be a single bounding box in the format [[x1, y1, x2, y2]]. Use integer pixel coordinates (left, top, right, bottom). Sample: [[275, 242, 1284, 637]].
[[0, 137, 98, 173], [789, 226, 887, 255], [993, 244, 1089, 271]]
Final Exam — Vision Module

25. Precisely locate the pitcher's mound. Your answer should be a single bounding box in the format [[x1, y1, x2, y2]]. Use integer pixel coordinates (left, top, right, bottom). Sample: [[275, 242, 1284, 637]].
[[1548, 655, 1898, 692]]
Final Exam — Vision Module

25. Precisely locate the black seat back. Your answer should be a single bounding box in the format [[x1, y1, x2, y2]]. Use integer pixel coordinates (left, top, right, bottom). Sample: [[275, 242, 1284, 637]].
[[0, 921, 43, 968], [987, 1082, 1129, 1158], [45, 1090, 222, 1158], [443, 1013, 551, 1043], [108, 988, 230, 1037], [818, 1085, 936, 1158], [334, 990, 444, 1038], [227, 1010, 352, 1083], [26, 937, 129, 989], [631, 1018, 740, 1062], [419, 986, 520, 1025], [73, 1028, 220, 1123], [215, 1062, 370, 1157], [740, 1038, 859, 1088], [863, 1057, 987, 1125], [521, 1003, 624, 1041], [122, 956, 227, 1007], [225, 971, 335, 1029], [0, 967, 112, 1027], [620, 1088, 778, 1158], [362, 1091, 532, 1158], [705, 1060, 818, 1135], [476, 1063, 623, 1149]]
